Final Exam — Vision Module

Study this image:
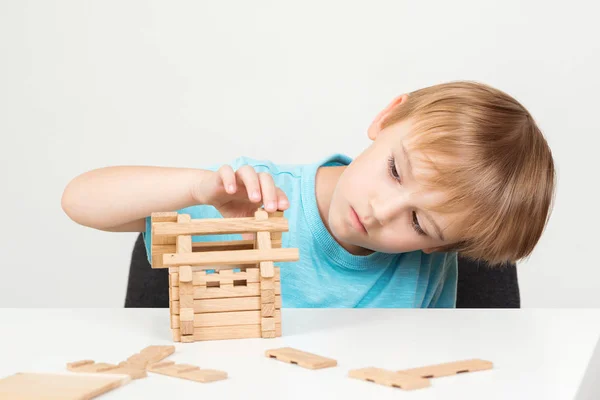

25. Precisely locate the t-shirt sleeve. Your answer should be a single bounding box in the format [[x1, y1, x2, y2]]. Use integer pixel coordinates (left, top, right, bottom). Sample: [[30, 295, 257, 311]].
[[141, 156, 254, 266], [428, 252, 458, 308]]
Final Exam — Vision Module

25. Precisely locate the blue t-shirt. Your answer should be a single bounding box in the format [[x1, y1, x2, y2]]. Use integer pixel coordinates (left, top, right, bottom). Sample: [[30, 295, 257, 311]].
[[143, 154, 457, 308]]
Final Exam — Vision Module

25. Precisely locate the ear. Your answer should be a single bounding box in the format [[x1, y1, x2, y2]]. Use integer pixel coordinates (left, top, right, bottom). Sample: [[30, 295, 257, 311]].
[[422, 247, 442, 254], [367, 94, 409, 140]]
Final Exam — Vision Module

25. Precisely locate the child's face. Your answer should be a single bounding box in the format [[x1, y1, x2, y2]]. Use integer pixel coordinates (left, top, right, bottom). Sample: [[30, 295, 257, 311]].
[[328, 117, 461, 255]]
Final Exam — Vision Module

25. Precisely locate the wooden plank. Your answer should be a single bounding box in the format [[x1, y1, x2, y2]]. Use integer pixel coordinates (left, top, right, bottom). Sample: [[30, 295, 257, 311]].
[[348, 367, 430, 390], [153, 217, 288, 236], [0, 372, 130, 399], [66, 360, 147, 379], [261, 317, 275, 331], [170, 282, 281, 300], [171, 295, 282, 314], [172, 323, 281, 342], [268, 211, 283, 247], [177, 214, 194, 339], [171, 310, 281, 329], [171, 267, 280, 286], [147, 361, 227, 383], [254, 209, 274, 278], [265, 347, 337, 370], [180, 308, 195, 335], [151, 212, 179, 246], [261, 302, 276, 317], [119, 345, 175, 370], [160, 248, 298, 268], [397, 359, 493, 378], [153, 239, 282, 255]]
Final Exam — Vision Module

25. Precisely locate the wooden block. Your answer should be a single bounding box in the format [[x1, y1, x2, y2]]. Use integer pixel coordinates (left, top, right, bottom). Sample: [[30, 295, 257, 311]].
[[170, 282, 281, 300], [260, 277, 275, 291], [173, 323, 281, 342], [170, 267, 280, 286], [180, 308, 194, 336], [0, 372, 131, 399], [180, 308, 195, 336], [261, 317, 276, 331], [397, 359, 493, 378], [151, 212, 179, 247], [162, 248, 299, 268], [268, 211, 284, 245], [254, 210, 275, 278], [181, 321, 194, 336], [172, 295, 282, 314], [261, 289, 275, 303], [180, 308, 194, 321], [147, 361, 227, 383], [348, 367, 430, 390], [179, 266, 193, 283], [171, 309, 281, 328], [120, 345, 175, 369], [261, 302, 275, 317], [265, 347, 337, 370], [179, 283, 195, 296], [191, 239, 281, 252], [67, 360, 147, 379], [261, 330, 276, 338], [179, 295, 194, 309], [153, 216, 289, 237]]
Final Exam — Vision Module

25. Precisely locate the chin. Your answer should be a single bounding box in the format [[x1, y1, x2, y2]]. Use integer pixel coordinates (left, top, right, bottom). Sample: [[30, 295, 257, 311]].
[[328, 212, 368, 249]]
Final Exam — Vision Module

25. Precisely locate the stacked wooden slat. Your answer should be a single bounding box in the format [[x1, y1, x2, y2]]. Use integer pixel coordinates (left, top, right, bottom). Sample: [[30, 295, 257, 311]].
[[150, 209, 298, 342]]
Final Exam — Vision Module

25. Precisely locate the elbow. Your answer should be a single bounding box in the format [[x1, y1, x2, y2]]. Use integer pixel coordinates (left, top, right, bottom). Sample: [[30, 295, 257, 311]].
[[61, 180, 81, 225], [61, 178, 95, 229]]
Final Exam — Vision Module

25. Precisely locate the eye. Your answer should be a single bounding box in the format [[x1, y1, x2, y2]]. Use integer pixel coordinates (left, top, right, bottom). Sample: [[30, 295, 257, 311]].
[[387, 155, 401, 182], [412, 211, 427, 236]]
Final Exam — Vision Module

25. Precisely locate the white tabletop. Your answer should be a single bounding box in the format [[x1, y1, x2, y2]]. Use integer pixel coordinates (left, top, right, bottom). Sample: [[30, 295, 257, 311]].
[[1, 308, 599, 400]]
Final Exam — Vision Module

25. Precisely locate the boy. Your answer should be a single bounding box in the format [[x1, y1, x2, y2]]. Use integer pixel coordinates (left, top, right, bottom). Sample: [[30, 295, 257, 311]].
[[61, 80, 556, 308]]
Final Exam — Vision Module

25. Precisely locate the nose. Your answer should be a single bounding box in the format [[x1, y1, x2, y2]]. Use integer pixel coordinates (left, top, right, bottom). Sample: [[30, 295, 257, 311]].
[[370, 191, 409, 225]]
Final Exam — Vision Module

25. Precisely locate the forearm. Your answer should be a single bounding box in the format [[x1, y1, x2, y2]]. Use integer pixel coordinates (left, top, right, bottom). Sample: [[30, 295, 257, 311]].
[[61, 165, 209, 230]]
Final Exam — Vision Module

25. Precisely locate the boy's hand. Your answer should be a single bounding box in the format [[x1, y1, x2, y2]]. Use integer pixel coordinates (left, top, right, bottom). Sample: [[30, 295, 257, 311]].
[[191, 165, 290, 219]]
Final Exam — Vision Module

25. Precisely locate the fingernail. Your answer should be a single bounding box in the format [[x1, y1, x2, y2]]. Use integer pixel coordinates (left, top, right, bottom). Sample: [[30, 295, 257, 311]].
[[227, 184, 235, 192], [252, 190, 260, 200], [268, 201, 276, 210]]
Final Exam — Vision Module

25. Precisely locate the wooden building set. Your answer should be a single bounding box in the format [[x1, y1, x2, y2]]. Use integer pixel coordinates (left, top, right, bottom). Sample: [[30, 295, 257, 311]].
[[149, 208, 299, 342]]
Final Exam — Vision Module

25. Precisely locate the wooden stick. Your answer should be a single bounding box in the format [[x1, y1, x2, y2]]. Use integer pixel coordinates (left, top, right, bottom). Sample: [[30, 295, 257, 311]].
[[147, 361, 227, 383], [171, 295, 282, 314], [170, 267, 280, 286], [172, 323, 281, 342], [160, 248, 298, 268], [265, 347, 337, 370], [348, 367, 430, 390], [397, 359, 493, 378], [66, 360, 147, 379], [153, 217, 288, 236], [170, 282, 281, 300], [119, 345, 175, 369], [171, 309, 281, 329]]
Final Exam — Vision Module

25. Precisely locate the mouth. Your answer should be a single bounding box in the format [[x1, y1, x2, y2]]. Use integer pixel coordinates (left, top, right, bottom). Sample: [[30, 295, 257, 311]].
[[349, 206, 367, 234]]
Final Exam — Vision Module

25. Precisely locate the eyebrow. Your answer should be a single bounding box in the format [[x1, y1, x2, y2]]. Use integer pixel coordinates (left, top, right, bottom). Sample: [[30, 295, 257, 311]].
[[401, 143, 445, 242]]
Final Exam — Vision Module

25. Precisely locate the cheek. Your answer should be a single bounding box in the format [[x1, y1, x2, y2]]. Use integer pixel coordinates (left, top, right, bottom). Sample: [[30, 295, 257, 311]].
[[376, 227, 422, 253]]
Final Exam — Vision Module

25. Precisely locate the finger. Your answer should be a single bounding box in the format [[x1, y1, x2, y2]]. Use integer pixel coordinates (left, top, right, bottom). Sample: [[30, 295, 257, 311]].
[[218, 164, 237, 193], [236, 165, 261, 202], [258, 172, 277, 212], [275, 187, 289, 210]]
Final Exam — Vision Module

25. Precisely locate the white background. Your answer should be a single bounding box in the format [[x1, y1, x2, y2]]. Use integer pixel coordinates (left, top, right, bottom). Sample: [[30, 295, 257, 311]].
[[1, 0, 598, 308]]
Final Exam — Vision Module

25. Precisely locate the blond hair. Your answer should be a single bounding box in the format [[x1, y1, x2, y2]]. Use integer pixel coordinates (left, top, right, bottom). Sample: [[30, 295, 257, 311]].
[[380, 81, 556, 266]]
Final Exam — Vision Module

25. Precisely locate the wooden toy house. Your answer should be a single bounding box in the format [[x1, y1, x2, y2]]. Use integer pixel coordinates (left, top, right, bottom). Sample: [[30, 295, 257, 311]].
[[149, 208, 299, 342]]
